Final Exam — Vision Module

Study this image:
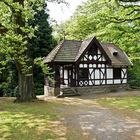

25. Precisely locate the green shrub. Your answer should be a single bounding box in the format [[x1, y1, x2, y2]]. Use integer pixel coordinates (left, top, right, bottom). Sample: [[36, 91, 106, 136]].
[[128, 59, 140, 87]]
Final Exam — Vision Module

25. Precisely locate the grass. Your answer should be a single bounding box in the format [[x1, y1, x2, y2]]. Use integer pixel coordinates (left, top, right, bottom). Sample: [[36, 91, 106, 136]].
[[0, 97, 66, 140], [98, 96, 140, 111]]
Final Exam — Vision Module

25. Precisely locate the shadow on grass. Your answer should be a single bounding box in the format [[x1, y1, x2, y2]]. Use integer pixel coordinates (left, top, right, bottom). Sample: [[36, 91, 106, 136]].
[[0, 98, 66, 140]]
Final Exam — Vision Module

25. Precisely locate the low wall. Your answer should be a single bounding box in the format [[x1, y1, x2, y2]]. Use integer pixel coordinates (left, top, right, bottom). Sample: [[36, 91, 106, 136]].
[[44, 86, 54, 96], [44, 86, 60, 96], [74, 84, 129, 95], [44, 84, 129, 96]]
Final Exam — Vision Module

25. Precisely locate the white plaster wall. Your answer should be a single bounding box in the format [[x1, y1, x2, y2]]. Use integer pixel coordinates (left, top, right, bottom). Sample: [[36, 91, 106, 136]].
[[89, 81, 92, 85], [79, 64, 88, 68], [102, 56, 106, 61], [64, 70, 68, 79], [102, 80, 105, 85], [95, 80, 100, 85], [122, 79, 127, 83], [79, 64, 83, 68], [60, 69, 63, 78], [85, 54, 88, 58], [73, 71, 75, 79], [114, 79, 121, 84], [125, 73, 127, 79], [84, 56, 87, 61], [107, 80, 113, 84], [102, 64, 105, 67], [63, 69, 68, 85], [107, 69, 113, 79], [98, 49, 101, 54], [89, 69, 94, 80], [93, 55, 97, 60], [84, 64, 87, 68], [64, 80, 68, 85], [89, 64, 92, 68], [95, 69, 99, 79], [122, 69, 127, 78], [100, 69, 105, 79], [89, 55, 92, 60], [93, 64, 96, 67], [99, 57, 102, 61]]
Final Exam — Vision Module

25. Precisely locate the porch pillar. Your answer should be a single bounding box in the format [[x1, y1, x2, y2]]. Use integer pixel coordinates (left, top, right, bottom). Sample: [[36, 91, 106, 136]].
[[54, 65, 60, 96]]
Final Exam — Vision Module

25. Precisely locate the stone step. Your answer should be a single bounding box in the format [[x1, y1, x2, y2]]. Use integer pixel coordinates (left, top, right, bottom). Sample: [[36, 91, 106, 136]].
[[57, 93, 80, 98], [58, 88, 80, 98]]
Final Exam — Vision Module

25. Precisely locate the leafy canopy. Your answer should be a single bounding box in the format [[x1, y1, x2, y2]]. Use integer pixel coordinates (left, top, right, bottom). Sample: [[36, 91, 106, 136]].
[[56, 0, 140, 59]]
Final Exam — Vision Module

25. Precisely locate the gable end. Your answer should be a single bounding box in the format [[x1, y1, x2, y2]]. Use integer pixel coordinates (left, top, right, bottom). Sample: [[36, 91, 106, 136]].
[[76, 37, 112, 64]]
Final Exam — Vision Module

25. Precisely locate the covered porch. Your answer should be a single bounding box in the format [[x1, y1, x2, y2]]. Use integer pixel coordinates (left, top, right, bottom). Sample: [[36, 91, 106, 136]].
[[44, 63, 80, 97]]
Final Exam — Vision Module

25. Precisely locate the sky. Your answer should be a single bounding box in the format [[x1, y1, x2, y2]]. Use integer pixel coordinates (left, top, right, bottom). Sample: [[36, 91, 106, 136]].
[[47, 0, 87, 24]]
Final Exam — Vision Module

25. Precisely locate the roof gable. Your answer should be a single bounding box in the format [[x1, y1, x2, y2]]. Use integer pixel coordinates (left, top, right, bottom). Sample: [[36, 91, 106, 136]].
[[76, 37, 111, 64]]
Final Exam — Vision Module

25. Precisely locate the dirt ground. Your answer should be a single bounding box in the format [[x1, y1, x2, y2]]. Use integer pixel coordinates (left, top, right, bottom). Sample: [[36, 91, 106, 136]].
[[40, 90, 140, 140]]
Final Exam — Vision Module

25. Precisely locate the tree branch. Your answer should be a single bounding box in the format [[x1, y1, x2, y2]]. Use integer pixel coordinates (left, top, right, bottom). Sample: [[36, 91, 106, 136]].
[[115, 0, 140, 8], [126, 8, 140, 16], [107, 16, 140, 23]]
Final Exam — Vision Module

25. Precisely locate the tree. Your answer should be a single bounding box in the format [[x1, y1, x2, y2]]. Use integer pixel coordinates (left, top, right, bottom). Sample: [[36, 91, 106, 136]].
[[29, 1, 56, 95], [0, 0, 63, 102], [56, 0, 140, 86], [0, 0, 64, 102], [59, 0, 140, 55], [0, 0, 37, 102]]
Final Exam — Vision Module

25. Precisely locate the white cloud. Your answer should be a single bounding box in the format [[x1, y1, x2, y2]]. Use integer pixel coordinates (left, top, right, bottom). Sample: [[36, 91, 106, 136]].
[[47, 0, 87, 24]]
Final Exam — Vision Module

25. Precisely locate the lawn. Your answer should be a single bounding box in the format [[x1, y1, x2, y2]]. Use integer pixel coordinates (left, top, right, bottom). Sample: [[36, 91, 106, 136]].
[[0, 98, 65, 140], [98, 96, 140, 111]]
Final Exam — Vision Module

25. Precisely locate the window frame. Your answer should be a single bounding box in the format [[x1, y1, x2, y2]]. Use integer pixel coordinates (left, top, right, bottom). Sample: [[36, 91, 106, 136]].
[[113, 68, 121, 79], [79, 68, 89, 79]]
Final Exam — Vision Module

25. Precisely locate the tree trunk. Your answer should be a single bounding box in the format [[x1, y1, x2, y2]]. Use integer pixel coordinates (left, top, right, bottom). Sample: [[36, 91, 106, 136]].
[[15, 72, 36, 102]]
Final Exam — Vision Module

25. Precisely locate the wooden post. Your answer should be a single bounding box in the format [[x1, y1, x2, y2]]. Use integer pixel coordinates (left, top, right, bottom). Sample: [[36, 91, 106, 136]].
[[76, 65, 79, 86], [54, 65, 60, 96]]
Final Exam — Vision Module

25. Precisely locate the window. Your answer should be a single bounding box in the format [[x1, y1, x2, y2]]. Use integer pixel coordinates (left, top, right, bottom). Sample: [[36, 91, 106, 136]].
[[79, 68, 89, 79], [113, 68, 121, 79]]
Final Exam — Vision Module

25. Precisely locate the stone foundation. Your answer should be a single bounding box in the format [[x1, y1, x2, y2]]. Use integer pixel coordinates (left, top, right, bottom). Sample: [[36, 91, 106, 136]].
[[44, 84, 129, 96], [73, 84, 129, 95], [44, 86, 55, 96]]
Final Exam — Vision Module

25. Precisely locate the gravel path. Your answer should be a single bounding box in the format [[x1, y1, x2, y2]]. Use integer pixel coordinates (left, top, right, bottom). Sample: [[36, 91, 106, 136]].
[[53, 91, 140, 140], [40, 90, 140, 140]]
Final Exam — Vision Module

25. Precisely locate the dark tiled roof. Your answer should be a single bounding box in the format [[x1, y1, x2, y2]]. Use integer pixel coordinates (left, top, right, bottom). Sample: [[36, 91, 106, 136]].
[[101, 43, 133, 66], [54, 40, 82, 62], [44, 37, 132, 66], [44, 41, 63, 63], [45, 40, 82, 63]]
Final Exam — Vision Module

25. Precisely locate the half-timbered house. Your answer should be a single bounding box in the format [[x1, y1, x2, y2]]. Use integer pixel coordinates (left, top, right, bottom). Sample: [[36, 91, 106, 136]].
[[44, 37, 132, 97]]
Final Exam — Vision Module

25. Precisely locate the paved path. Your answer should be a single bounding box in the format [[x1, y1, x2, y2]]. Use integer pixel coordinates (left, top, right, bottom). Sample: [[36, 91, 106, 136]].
[[53, 94, 140, 140]]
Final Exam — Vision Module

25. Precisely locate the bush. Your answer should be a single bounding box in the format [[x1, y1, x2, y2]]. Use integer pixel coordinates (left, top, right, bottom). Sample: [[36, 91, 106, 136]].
[[34, 82, 44, 95], [128, 59, 140, 87]]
